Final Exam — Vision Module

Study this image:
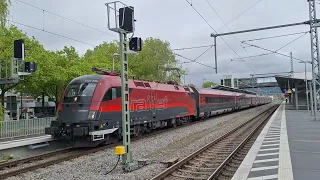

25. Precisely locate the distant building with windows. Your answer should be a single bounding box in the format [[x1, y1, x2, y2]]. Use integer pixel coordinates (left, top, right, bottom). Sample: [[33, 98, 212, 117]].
[[220, 75, 283, 97], [3, 91, 56, 121]]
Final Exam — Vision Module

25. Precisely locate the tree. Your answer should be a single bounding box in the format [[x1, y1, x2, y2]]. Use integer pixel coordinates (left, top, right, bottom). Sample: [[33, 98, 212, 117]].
[[17, 46, 79, 110], [0, 0, 11, 27], [82, 38, 186, 83], [129, 37, 185, 82], [202, 81, 216, 88], [0, 25, 43, 108]]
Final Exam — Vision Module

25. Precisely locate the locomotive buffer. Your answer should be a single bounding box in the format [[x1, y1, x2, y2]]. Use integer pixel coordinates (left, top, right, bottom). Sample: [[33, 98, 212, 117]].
[[105, 1, 142, 172]]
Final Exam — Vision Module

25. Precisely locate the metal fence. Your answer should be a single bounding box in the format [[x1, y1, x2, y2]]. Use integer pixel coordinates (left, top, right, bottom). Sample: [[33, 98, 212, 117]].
[[0, 117, 56, 140]]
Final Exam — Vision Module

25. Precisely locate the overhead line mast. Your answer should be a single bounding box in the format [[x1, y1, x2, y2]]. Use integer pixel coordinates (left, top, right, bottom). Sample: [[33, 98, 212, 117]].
[[308, 0, 320, 120]]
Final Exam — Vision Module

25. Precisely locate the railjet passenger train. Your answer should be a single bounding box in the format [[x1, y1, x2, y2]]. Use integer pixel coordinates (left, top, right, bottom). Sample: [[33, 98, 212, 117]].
[[45, 69, 272, 147]]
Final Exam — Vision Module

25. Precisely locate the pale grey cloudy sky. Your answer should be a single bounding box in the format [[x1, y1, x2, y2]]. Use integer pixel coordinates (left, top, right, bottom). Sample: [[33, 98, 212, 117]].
[[8, 0, 315, 87]]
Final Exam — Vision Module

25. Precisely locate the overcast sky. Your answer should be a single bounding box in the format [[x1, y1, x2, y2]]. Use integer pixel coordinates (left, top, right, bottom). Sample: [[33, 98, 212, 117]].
[[8, 0, 316, 87]]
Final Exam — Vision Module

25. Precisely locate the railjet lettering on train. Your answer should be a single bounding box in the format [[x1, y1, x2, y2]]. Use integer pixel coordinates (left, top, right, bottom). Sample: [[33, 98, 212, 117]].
[[130, 95, 168, 112]]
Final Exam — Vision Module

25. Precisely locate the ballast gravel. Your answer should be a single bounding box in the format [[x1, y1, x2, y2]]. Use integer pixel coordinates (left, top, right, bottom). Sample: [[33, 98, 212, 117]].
[[5, 104, 275, 180]]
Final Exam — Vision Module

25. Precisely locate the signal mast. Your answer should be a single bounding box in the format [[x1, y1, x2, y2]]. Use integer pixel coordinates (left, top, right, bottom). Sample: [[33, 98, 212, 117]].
[[105, 1, 142, 171]]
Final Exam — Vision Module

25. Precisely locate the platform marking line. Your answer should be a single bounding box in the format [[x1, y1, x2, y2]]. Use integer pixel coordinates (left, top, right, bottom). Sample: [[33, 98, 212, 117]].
[[251, 165, 279, 172], [258, 148, 279, 152], [257, 152, 279, 157], [247, 174, 278, 180], [263, 140, 280, 143], [266, 133, 280, 138], [268, 130, 281, 132], [266, 132, 280, 135], [268, 130, 281, 133], [261, 143, 280, 147], [231, 103, 283, 180], [278, 104, 294, 180], [264, 138, 280, 141], [254, 158, 279, 164]]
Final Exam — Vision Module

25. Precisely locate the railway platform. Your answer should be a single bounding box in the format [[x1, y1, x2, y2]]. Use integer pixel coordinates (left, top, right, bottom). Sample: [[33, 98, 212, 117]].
[[0, 134, 53, 150], [232, 102, 320, 180]]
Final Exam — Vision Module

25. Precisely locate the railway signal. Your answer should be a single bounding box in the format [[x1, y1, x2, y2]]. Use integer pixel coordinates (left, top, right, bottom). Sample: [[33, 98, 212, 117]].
[[14, 39, 25, 60], [105, 1, 142, 171]]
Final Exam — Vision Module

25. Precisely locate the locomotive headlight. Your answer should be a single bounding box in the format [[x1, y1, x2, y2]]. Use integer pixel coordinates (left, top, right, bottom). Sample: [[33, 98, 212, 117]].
[[87, 111, 96, 120]]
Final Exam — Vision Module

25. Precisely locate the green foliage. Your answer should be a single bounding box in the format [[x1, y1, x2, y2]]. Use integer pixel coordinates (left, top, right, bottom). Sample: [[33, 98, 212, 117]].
[[202, 81, 216, 88], [0, 0, 11, 27], [129, 37, 183, 82], [2, 25, 187, 106], [0, 25, 41, 105]]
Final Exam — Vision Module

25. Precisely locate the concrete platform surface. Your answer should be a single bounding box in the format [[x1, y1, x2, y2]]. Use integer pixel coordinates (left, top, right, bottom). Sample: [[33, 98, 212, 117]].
[[232, 102, 320, 180], [286, 107, 320, 180], [0, 135, 52, 150], [232, 102, 293, 180]]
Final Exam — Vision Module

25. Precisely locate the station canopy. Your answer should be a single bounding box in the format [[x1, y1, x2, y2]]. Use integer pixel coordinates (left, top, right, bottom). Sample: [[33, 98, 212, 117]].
[[275, 72, 312, 93]]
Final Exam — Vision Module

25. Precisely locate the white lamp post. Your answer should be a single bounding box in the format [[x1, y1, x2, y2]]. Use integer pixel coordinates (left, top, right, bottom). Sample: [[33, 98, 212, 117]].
[[112, 53, 120, 70]]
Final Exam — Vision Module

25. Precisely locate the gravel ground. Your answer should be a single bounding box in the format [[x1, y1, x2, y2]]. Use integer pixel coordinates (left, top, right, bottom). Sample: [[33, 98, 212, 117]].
[[5, 104, 275, 180]]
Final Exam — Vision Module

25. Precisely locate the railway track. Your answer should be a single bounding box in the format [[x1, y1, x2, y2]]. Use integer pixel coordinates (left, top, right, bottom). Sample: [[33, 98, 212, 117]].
[[0, 104, 273, 180], [0, 144, 117, 180], [151, 104, 279, 180], [0, 115, 214, 179]]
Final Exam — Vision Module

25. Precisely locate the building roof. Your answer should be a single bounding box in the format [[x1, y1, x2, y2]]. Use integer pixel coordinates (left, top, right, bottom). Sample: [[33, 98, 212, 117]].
[[210, 85, 257, 95], [275, 72, 311, 92]]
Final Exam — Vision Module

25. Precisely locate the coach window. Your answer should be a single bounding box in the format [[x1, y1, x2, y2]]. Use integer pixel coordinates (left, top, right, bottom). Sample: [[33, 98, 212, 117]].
[[103, 87, 116, 101], [103, 87, 133, 101]]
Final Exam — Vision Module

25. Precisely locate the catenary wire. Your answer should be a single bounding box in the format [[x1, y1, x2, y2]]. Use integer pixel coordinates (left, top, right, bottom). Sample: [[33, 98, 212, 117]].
[[230, 53, 274, 61], [172, 45, 213, 51], [205, 0, 256, 73], [193, 46, 213, 62], [242, 31, 309, 42], [240, 31, 308, 61], [185, 0, 254, 72], [9, 20, 97, 47], [242, 41, 308, 62], [230, 32, 308, 61], [175, 53, 216, 69], [175, 46, 213, 65], [15, 0, 115, 37], [217, 0, 265, 31], [274, 31, 309, 52]]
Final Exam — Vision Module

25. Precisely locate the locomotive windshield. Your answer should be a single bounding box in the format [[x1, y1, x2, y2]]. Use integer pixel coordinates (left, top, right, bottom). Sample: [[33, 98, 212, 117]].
[[64, 82, 97, 103]]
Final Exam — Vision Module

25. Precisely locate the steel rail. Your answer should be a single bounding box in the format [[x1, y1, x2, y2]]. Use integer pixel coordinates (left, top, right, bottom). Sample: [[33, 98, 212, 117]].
[[150, 104, 279, 180], [0, 104, 272, 179], [207, 105, 278, 179], [0, 145, 116, 180], [0, 104, 258, 171], [0, 109, 230, 179]]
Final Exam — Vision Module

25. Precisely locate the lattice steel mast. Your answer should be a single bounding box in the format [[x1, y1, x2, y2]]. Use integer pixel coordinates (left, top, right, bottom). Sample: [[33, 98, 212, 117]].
[[308, 0, 320, 120]]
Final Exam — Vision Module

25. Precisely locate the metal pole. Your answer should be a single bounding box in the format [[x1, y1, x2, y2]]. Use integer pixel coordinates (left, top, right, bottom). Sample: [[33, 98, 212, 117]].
[[308, 0, 319, 120], [112, 56, 115, 70], [211, 21, 312, 37], [119, 31, 132, 164], [20, 91, 22, 118], [290, 52, 294, 77], [214, 36, 217, 74], [305, 63, 310, 111], [309, 81, 314, 115]]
